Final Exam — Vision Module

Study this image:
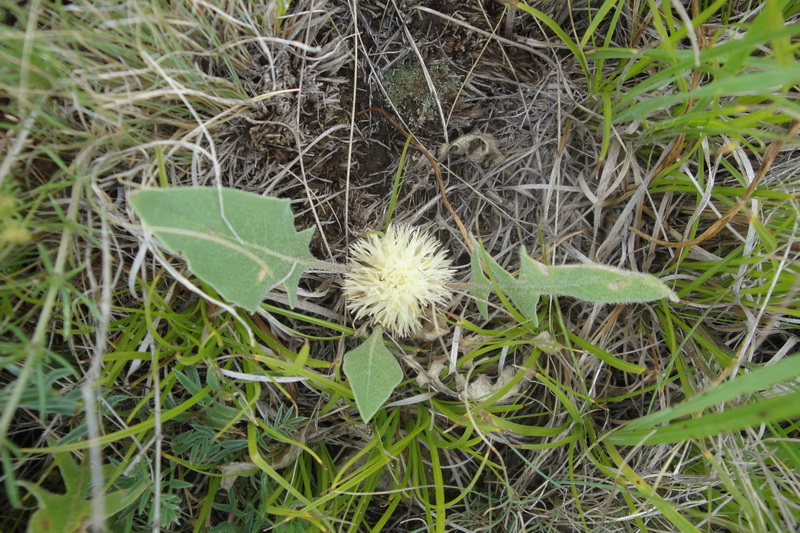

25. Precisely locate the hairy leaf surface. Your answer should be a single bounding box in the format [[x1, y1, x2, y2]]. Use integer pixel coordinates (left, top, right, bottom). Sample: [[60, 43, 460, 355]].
[[131, 187, 314, 311]]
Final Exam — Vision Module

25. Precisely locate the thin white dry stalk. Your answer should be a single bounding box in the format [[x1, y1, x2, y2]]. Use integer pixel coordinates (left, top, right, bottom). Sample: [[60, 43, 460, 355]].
[[80, 214, 113, 531]]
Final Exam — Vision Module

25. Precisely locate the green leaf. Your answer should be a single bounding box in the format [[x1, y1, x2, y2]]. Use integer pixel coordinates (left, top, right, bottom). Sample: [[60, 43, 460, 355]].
[[28, 386, 213, 453], [343, 329, 403, 423], [604, 444, 702, 533], [606, 389, 800, 445], [567, 330, 646, 374], [21, 481, 91, 533], [20, 453, 140, 533], [513, 1, 589, 81], [519, 249, 679, 304], [469, 247, 490, 319], [469, 243, 677, 317], [614, 64, 800, 124], [130, 187, 315, 311], [470, 241, 540, 324], [606, 354, 800, 445]]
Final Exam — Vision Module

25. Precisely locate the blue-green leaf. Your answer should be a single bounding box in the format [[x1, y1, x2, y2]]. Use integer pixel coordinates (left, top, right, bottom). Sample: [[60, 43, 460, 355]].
[[343, 329, 403, 422], [130, 187, 315, 311], [519, 248, 679, 304]]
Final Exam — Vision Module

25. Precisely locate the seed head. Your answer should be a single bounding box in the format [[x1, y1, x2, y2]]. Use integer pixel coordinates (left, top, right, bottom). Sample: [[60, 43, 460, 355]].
[[344, 225, 454, 337]]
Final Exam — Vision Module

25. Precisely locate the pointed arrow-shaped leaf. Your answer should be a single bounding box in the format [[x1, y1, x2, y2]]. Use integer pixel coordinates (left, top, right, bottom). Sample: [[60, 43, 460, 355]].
[[343, 329, 403, 422], [130, 187, 315, 311], [20, 453, 142, 533], [470, 240, 540, 324]]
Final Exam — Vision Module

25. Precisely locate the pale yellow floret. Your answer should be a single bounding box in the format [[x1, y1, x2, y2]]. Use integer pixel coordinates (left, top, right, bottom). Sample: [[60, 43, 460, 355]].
[[343, 225, 454, 336]]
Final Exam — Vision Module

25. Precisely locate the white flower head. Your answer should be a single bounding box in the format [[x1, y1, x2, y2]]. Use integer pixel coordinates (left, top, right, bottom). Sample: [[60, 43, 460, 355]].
[[344, 224, 454, 337]]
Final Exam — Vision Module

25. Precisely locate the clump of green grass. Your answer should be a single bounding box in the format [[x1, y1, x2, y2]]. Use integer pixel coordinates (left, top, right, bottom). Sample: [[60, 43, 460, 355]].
[[1, 0, 799, 532]]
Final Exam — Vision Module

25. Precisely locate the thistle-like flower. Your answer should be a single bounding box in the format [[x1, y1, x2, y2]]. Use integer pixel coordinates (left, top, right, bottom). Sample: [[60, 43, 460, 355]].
[[344, 225, 454, 337]]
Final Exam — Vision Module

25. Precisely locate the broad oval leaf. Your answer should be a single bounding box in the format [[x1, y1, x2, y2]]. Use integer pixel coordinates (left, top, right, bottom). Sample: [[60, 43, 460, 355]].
[[130, 187, 314, 311], [343, 329, 403, 423]]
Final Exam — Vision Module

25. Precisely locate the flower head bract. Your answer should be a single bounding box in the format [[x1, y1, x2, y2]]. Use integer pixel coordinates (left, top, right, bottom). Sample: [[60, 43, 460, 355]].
[[344, 225, 454, 337]]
